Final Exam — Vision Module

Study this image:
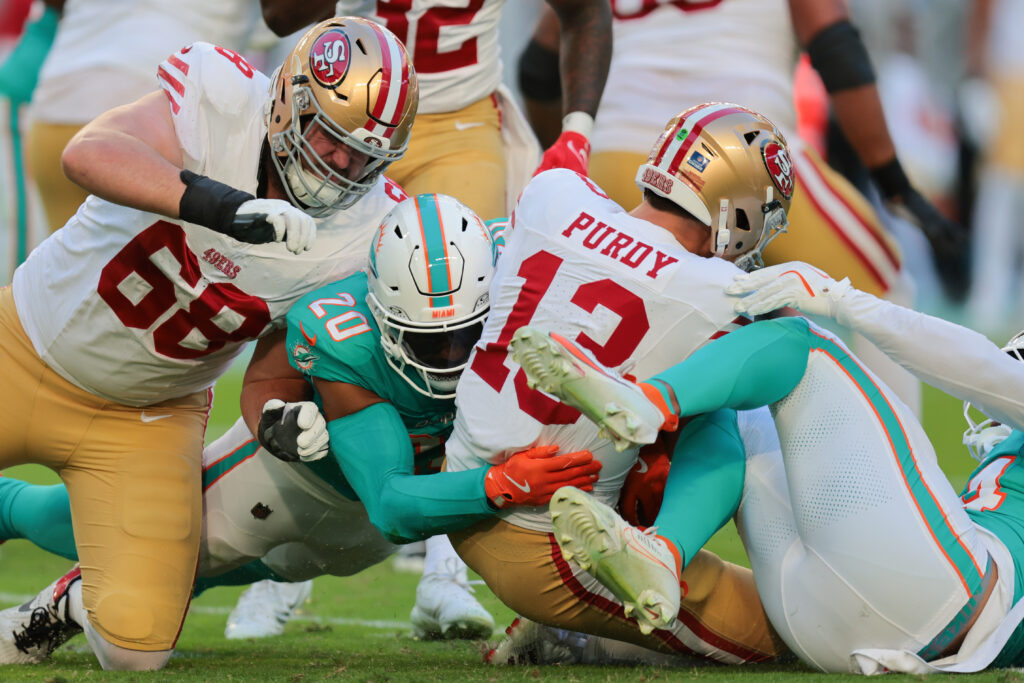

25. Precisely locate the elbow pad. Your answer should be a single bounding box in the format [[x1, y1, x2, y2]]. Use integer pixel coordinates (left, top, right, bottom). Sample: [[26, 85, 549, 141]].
[[806, 20, 876, 94]]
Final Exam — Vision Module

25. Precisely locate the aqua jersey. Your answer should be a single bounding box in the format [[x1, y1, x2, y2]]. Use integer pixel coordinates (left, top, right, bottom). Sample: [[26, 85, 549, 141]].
[[285, 272, 456, 499], [962, 430, 1024, 667]]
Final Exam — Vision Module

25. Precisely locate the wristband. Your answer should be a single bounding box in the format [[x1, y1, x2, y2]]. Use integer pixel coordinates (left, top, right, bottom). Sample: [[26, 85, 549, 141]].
[[868, 158, 911, 200], [178, 169, 254, 235], [561, 111, 594, 139]]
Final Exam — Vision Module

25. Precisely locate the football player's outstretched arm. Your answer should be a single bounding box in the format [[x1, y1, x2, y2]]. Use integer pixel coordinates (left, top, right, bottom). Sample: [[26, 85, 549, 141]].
[[729, 262, 1024, 431], [789, 0, 967, 257], [314, 378, 601, 544], [61, 90, 186, 217]]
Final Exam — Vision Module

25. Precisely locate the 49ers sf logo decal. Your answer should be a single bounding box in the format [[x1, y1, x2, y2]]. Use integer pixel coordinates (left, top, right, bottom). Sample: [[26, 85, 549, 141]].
[[761, 141, 794, 200], [310, 29, 351, 87]]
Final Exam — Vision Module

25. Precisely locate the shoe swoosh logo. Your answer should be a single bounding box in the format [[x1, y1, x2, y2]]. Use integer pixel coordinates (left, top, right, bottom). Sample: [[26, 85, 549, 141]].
[[141, 412, 172, 423], [299, 322, 317, 346], [503, 472, 531, 494], [634, 458, 649, 474], [454, 120, 484, 131]]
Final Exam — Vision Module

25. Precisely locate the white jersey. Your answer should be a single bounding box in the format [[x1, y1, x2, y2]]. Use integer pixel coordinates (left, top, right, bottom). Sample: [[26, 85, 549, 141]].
[[336, 0, 504, 114], [13, 43, 400, 406], [833, 289, 1024, 432], [445, 169, 747, 531], [32, 0, 254, 123], [594, 0, 798, 154]]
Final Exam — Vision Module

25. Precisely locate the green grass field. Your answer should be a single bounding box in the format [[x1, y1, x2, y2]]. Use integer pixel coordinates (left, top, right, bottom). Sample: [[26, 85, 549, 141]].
[[0, 365, 1021, 681]]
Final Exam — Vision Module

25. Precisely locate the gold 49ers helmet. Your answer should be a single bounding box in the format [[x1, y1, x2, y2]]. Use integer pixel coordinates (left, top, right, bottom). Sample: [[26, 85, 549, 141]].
[[635, 102, 793, 271], [267, 17, 418, 215]]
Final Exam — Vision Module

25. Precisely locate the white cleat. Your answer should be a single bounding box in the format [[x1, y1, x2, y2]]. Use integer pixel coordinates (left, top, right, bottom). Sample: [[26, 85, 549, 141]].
[[510, 326, 663, 451], [224, 579, 313, 640], [485, 617, 585, 665], [410, 571, 494, 640], [0, 565, 83, 663], [550, 486, 680, 635]]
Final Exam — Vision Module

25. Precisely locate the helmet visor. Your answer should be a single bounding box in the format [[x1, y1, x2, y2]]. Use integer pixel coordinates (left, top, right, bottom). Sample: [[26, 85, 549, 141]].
[[401, 323, 483, 370]]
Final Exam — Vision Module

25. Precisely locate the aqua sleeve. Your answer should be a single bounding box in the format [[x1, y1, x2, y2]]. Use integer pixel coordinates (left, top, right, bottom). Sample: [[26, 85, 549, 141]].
[[0, 6, 59, 104], [652, 409, 745, 568], [648, 317, 813, 416], [327, 403, 494, 544]]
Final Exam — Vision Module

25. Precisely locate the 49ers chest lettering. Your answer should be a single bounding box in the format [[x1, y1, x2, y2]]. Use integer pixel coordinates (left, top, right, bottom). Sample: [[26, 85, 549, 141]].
[[561, 212, 679, 280]]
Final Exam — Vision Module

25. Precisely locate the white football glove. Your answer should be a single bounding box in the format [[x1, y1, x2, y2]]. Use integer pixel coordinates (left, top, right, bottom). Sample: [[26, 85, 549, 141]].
[[726, 261, 853, 319], [234, 199, 316, 254], [257, 399, 329, 462]]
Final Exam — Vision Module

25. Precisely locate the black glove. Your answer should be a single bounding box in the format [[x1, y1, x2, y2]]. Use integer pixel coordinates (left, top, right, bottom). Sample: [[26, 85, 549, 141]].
[[256, 399, 329, 463], [870, 159, 968, 261]]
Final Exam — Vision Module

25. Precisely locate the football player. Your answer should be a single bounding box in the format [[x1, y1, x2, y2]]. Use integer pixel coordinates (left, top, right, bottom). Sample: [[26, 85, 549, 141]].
[[520, 0, 970, 416], [256, 0, 612, 219], [444, 103, 795, 664], [515, 261, 1024, 673], [0, 194, 602, 658], [0, 17, 418, 671]]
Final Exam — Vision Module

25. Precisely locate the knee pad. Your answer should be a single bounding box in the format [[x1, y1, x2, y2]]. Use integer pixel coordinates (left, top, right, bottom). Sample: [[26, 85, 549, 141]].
[[82, 618, 172, 671]]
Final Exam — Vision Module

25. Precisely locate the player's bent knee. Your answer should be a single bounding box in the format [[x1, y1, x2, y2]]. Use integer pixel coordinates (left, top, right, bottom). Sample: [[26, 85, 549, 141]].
[[88, 589, 182, 655], [83, 618, 172, 671]]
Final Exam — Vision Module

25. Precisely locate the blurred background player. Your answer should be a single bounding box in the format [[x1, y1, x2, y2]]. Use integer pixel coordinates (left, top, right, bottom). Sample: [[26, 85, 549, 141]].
[[0, 0, 58, 282], [0, 18, 417, 670], [256, 0, 612, 219], [963, 0, 1024, 334], [519, 0, 968, 416], [25, 0, 256, 234]]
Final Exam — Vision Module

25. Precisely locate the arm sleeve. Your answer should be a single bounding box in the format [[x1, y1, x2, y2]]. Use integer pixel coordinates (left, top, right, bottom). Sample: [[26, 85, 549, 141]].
[[835, 289, 1024, 430], [326, 403, 495, 544]]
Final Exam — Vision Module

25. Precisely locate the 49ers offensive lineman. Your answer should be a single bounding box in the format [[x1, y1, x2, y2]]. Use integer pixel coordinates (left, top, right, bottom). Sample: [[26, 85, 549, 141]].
[[0, 17, 416, 671]]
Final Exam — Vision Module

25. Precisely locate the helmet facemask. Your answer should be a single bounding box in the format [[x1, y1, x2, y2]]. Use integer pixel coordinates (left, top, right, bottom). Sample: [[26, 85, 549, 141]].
[[265, 18, 418, 217], [962, 329, 1024, 460], [270, 80, 406, 215], [369, 301, 488, 399]]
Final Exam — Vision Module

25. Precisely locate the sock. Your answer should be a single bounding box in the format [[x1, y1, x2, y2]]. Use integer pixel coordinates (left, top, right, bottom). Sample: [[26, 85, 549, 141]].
[[422, 534, 465, 581], [67, 579, 85, 626], [639, 381, 679, 431]]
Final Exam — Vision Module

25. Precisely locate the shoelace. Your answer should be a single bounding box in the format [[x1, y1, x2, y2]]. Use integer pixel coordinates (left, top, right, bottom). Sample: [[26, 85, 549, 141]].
[[426, 557, 476, 594], [13, 606, 61, 654]]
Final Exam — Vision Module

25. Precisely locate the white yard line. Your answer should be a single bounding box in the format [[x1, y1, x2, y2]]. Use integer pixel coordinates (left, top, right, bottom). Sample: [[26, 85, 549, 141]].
[[0, 593, 412, 631]]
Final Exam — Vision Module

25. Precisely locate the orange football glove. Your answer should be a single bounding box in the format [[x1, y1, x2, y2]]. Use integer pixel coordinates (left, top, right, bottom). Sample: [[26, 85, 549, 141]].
[[617, 433, 674, 528], [485, 445, 602, 509], [534, 131, 590, 177]]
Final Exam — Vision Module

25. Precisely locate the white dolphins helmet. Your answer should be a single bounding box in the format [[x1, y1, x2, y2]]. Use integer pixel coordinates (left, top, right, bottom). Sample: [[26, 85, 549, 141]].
[[366, 194, 497, 398], [962, 329, 1024, 461]]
